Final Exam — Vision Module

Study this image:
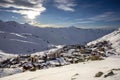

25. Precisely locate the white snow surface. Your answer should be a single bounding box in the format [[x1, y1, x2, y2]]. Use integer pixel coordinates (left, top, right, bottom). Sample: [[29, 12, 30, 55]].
[[0, 55, 120, 80], [87, 28, 120, 54], [0, 68, 22, 78]]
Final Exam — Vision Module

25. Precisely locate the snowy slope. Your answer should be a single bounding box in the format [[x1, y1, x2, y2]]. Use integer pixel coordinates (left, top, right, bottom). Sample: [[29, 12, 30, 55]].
[[0, 20, 114, 54], [0, 55, 120, 80], [87, 28, 120, 54], [0, 51, 17, 62]]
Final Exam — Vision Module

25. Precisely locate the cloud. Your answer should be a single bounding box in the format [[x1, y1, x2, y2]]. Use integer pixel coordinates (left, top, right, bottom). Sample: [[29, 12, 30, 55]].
[[30, 19, 72, 28], [11, 15, 18, 19], [75, 20, 94, 24], [0, 0, 46, 20], [32, 22, 62, 28], [54, 0, 77, 12], [71, 18, 95, 25], [74, 12, 120, 25], [35, 23, 58, 28], [88, 12, 120, 22]]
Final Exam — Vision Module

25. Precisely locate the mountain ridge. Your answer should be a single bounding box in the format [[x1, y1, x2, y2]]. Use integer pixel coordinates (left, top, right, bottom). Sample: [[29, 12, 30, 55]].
[[87, 28, 120, 54]]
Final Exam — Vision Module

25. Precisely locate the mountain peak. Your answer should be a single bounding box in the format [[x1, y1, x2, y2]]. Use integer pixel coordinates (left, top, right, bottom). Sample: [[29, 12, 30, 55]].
[[118, 28, 120, 31], [6, 21, 19, 24], [0, 20, 3, 22], [69, 26, 76, 28]]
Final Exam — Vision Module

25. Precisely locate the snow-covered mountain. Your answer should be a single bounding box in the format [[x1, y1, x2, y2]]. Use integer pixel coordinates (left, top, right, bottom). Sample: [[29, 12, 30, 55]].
[[0, 20, 114, 54], [87, 28, 120, 54], [0, 22, 120, 80]]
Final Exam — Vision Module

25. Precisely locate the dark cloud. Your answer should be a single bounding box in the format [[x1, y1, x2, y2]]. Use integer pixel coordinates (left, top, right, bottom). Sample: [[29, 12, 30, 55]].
[[13, 0, 35, 7]]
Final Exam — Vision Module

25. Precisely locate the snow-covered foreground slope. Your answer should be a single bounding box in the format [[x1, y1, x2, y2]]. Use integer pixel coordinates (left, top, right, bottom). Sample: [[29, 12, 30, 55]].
[[0, 20, 114, 54], [0, 55, 120, 80], [0, 68, 22, 78], [87, 28, 120, 54]]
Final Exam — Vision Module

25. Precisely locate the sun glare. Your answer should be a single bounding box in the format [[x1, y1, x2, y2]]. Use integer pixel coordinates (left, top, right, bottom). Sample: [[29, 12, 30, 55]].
[[23, 11, 40, 20]]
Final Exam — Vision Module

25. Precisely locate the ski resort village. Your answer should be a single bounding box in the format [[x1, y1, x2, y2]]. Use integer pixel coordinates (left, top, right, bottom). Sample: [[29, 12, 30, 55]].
[[0, 21, 120, 80], [0, 0, 120, 80]]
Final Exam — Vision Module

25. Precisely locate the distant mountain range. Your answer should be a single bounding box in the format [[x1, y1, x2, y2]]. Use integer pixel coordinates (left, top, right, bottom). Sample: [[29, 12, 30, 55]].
[[0, 20, 115, 54]]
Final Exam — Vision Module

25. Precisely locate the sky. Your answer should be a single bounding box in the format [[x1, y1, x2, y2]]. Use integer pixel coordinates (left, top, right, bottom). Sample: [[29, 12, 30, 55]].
[[0, 0, 120, 28]]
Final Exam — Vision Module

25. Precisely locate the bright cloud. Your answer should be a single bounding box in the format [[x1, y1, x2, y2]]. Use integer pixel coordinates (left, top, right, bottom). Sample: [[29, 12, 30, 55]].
[[54, 0, 77, 12], [0, 0, 46, 20], [87, 12, 120, 22], [73, 12, 120, 25], [88, 12, 114, 21]]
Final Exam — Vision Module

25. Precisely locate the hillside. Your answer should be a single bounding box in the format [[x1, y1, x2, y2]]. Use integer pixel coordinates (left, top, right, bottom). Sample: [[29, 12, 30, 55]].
[[0, 20, 114, 54], [0, 26, 120, 80], [87, 28, 120, 54]]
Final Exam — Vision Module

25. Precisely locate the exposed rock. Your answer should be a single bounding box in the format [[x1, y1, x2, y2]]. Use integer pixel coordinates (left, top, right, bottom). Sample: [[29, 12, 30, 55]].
[[95, 71, 103, 77], [104, 70, 114, 78]]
